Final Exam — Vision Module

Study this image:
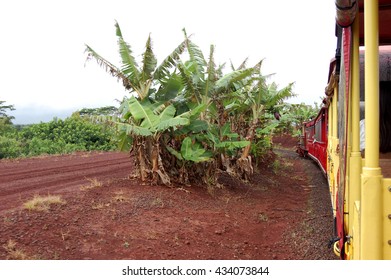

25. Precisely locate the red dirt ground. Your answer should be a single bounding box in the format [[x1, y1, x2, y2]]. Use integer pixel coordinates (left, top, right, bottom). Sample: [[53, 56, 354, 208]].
[[0, 135, 338, 260]]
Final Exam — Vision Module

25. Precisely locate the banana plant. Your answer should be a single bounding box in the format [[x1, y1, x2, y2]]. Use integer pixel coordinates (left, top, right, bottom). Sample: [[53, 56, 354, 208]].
[[85, 21, 187, 102], [222, 67, 295, 179], [206, 122, 250, 174], [117, 96, 207, 185], [85, 22, 191, 185], [282, 102, 319, 135], [85, 22, 297, 186]]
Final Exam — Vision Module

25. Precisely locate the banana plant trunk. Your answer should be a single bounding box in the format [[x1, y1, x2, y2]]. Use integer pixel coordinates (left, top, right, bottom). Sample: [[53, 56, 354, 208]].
[[135, 137, 148, 182], [151, 138, 171, 186], [237, 118, 258, 179], [241, 118, 258, 159], [151, 141, 159, 182]]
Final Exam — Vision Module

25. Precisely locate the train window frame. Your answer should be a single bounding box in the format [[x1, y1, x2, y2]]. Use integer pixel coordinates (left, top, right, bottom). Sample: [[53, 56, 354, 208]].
[[315, 119, 322, 142]]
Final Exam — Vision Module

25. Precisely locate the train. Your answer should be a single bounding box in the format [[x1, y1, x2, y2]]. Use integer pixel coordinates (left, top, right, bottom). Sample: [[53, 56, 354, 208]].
[[297, 0, 391, 260]]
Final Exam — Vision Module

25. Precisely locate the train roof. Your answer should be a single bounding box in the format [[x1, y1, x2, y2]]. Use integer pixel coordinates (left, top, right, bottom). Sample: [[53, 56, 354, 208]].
[[335, 0, 391, 45], [328, 2, 391, 93]]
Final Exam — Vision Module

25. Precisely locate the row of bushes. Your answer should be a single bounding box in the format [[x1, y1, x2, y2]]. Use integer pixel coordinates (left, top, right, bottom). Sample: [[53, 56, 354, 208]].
[[0, 114, 116, 159]]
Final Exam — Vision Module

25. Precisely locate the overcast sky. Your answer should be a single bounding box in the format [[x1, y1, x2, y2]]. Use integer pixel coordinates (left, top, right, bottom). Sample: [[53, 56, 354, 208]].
[[0, 0, 336, 124]]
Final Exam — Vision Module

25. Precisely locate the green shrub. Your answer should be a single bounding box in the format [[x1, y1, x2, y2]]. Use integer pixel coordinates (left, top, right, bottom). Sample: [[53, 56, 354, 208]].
[[0, 136, 23, 159], [0, 114, 116, 159]]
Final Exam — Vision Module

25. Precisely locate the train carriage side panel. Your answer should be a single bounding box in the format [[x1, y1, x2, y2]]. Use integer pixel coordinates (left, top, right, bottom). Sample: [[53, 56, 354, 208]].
[[306, 107, 328, 174]]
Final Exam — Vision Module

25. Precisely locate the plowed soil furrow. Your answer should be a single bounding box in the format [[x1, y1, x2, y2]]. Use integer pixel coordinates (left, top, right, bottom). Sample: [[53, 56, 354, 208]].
[[0, 158, 130, 193], [0, 152, 132, 213], [0, 153, 130, 183]]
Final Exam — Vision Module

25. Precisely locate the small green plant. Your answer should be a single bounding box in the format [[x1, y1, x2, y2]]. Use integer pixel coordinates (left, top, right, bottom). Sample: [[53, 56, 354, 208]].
[[271, 159, 281, 174], [23, 195, 66, 212]]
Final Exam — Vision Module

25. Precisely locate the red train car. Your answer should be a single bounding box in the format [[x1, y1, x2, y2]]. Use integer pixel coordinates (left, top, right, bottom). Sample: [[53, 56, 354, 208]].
[[297, 107, 328, 174]]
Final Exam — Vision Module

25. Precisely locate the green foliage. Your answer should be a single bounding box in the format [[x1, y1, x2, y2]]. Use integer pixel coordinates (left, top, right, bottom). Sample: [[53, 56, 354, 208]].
[[21, 116, 116, 154], [77, 106, 118, 117], [253, 121, 280, 157], [0, 100, 15, 120], [0, 113, 116, 159], [0, 100, 15, 136], [207, 123, 250, 156], [274, 102, 320, 135], [0, 136, 23, 158], [84, 22, 315, 186], [180, 136, 213, 163], [0, 101, 20, 158]]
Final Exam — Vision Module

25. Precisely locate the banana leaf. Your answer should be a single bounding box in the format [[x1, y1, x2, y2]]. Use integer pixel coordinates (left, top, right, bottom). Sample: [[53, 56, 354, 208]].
[[180, 137, 212, 163]]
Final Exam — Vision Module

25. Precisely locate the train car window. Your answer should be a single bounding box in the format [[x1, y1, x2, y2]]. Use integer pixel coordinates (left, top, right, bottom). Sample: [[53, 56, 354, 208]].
[[315, 120, 322, 142], [322, 113, 327, 143]]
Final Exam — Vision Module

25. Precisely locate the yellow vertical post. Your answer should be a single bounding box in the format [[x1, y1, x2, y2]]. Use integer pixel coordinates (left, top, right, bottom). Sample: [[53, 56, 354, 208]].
[[333, 88, 338, 141], [328, 99, 333, 149], [348, 15, 362, 259], [331, 86, 339, 213], [361, 0, 383, 259], [328, 98, 333, 171], [327, 95, 335, 208]]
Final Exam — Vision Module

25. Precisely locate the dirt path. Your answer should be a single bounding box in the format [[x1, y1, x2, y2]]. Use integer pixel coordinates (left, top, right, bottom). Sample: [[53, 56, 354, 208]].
[[0, 137, 338, 260], [274, 147, 337, 259]]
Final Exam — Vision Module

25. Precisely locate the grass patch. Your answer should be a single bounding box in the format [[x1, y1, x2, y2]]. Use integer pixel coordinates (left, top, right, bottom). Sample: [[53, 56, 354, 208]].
[[270, 158, 294, 174], [270, 159, 281, 174], [80, 178, 103, 191], [23, 195, 66, 212], [3, 239, 28, 260]]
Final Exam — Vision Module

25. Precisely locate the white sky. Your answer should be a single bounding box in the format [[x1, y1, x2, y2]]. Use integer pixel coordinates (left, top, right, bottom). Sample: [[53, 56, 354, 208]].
[[0, 0, 336, 123]]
